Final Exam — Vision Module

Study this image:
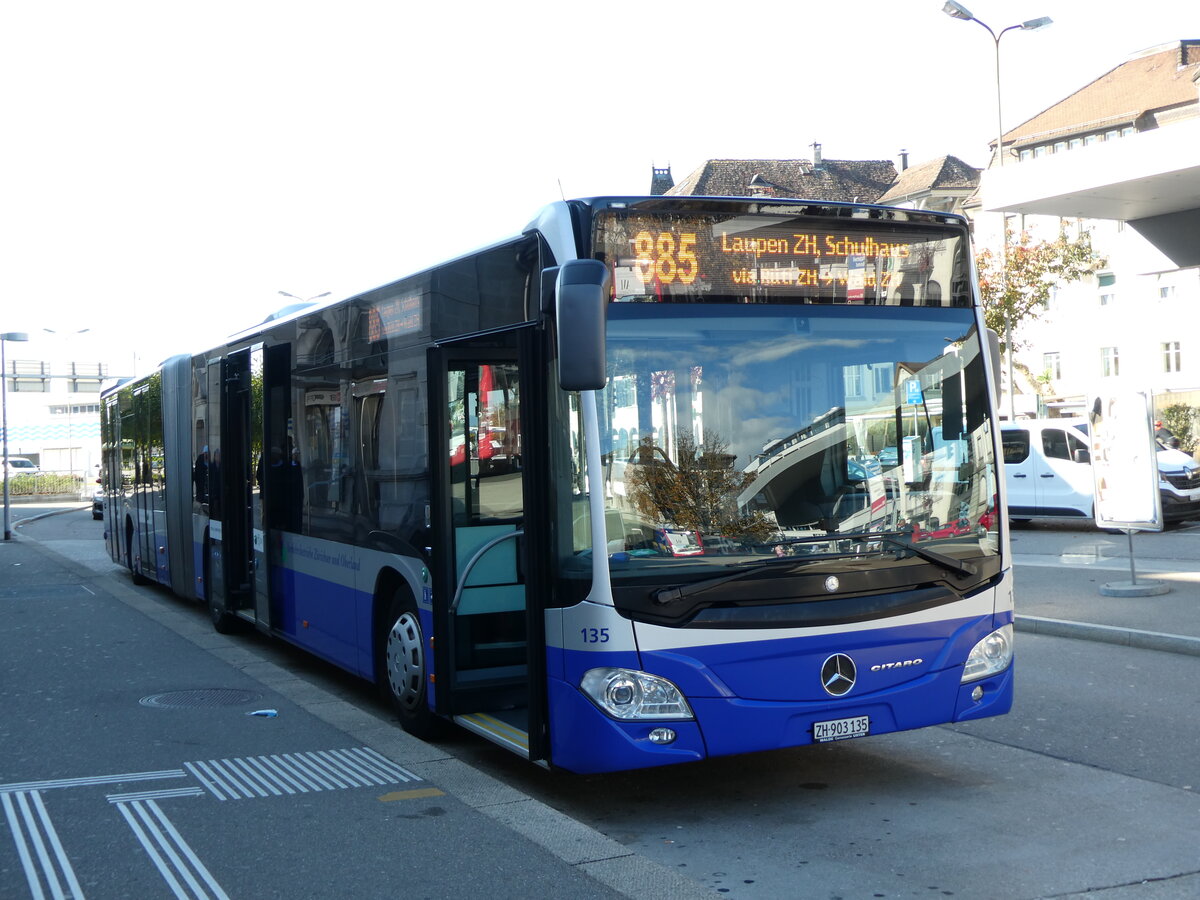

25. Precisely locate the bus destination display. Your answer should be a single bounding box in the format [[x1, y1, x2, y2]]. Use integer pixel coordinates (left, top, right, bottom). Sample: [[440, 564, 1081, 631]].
[[596, 212, 961, 305]]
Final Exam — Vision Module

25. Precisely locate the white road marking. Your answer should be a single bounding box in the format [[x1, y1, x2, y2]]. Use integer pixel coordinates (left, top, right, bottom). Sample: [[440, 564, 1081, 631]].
[[185, 747, 421, 800], [0, 769, 187, 794], [2, 747, 421, 897], [2, 790, 86, 900], [117, 799, 229, 900]]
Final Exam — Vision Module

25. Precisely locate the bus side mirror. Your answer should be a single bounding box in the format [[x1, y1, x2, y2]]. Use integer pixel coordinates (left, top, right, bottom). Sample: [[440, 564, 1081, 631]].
[[986, 328, 1002, 407], [556, 259, 609, 391]]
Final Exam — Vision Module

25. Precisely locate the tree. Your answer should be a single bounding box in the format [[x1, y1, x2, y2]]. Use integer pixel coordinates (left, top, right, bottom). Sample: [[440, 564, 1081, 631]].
[[975, 223, 1106, 354], [1160, 404, 1198, 453], [624, 432, 774, 542]]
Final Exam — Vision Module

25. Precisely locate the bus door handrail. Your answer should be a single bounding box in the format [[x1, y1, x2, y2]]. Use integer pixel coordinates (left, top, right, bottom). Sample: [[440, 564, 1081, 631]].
[[450, 529, 524, 614]]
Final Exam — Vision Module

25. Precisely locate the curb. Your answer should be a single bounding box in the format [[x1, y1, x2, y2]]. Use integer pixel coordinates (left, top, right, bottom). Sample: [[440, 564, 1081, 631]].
[[11, 503, 90, 528], [1016, 614, 1200, 657]]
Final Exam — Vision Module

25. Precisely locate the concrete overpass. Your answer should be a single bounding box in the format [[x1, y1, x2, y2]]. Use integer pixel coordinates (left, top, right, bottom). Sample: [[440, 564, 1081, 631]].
[[981, 117, 1200, 268]]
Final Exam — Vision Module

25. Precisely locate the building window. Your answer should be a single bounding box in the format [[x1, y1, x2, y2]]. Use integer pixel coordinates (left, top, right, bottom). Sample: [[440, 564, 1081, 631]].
[[1053, 141, 1067, 154], [1084, 134, 1100, 146], [1121, 126, 1136, 137], [1068, 138, 1083, 150], [1018, 149, 1033, 162], [1043, 352, 1062, 380], [1100, 293, 1116, 306], [1101, 347, 1119, 377], [1159, 285, 1176, 300], [1163, 342, 1182, 373], [844, 365, 865, 398]]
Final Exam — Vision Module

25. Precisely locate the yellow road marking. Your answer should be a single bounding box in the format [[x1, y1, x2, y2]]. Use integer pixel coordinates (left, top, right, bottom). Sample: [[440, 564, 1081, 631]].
[[377, 788, 445, 802]]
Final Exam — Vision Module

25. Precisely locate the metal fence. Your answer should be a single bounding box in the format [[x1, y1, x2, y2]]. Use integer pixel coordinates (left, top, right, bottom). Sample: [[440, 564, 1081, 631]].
[[2, 470, 92, 500]]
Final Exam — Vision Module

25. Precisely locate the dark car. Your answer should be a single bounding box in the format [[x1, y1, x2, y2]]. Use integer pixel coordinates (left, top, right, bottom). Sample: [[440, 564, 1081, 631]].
[[92, 490, 104, 520]]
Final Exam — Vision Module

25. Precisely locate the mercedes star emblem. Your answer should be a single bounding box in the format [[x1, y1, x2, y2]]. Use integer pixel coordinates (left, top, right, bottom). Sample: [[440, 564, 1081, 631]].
[[820, 653, 857, 696]]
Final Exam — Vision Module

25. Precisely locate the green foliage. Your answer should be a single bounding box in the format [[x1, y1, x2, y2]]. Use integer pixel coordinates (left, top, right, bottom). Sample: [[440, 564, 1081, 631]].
[[2, 473, 85, 497], [1160, 404, 1198, 453], [976, 223, 1106, 353]]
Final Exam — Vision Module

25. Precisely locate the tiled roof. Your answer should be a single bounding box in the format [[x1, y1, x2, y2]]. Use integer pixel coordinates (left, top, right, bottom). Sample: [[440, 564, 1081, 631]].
[[876, 156, 980, 204], [667, 158, 898, 203], [1006, 39, 1200, 148]]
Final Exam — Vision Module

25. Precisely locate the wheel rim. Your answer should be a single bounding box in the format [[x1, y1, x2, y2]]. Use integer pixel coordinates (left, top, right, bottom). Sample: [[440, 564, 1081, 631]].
[[386, 611, 425, 712]]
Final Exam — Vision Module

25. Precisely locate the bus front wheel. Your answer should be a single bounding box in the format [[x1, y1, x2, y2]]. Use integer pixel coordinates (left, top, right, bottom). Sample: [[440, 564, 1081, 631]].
[[378, 588, 442, 739]]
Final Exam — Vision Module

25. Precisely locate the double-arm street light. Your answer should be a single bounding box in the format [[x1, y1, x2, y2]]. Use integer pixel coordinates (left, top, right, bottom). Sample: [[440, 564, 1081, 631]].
[[278, 290, 331, 304], [2, 331, 30, 540], [942, 1, 1052, 420]]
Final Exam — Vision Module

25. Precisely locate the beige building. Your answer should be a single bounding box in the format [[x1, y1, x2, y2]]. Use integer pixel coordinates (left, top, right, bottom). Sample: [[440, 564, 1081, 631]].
[[978, 39, 1200, 419]]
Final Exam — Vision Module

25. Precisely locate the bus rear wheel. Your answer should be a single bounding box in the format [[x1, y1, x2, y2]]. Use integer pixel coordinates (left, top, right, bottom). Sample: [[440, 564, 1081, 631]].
[[125, 520, 150, 585], [378, 588, 442, 739]]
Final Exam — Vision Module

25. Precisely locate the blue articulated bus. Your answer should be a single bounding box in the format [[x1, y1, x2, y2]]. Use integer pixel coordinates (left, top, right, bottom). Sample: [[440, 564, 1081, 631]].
[[101, 196, 1013, 774]]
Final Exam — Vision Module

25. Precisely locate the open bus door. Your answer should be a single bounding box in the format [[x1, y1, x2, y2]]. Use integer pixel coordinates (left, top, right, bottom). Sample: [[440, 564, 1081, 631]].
[[207, 344, 273, 632], [428, 328, 549, 765]]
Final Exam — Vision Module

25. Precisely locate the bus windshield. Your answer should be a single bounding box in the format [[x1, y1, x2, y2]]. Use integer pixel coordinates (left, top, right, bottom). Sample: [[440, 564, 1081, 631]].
[[573, 302, 998, 586]]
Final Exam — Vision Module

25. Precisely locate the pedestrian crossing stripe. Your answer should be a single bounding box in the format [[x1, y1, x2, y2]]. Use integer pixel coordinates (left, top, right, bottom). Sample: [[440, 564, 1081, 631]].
[[183, 747, 421, 801]]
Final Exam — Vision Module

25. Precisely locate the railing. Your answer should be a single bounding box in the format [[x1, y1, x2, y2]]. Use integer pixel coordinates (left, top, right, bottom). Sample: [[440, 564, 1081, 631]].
[[1, 471, 92, 500]]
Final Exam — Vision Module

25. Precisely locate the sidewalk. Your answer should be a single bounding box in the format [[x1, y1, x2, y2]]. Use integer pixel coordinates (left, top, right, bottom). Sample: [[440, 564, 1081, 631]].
[[1, 527, 713, 900], [1013, 550, 1200, 656]]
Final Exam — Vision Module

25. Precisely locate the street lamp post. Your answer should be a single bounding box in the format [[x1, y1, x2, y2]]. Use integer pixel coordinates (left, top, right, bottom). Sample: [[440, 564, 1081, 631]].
[[942, 1, 1052, 420], [2, 331, 31, 540]]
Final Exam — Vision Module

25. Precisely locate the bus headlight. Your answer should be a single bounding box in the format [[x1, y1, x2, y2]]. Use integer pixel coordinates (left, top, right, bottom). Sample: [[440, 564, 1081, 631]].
[[961, 624, 1014, 683], [579, 668, 694, 720]]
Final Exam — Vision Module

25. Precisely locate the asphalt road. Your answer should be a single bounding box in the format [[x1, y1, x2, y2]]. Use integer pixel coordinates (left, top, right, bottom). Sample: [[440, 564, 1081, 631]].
[[8, 506, 1200, 899]]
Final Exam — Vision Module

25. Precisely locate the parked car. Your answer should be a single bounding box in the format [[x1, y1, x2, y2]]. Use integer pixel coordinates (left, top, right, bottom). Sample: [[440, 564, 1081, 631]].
[[92, 490, 105, 520], [4, 457, 39, 477], [1001, 419, 1200, 524]]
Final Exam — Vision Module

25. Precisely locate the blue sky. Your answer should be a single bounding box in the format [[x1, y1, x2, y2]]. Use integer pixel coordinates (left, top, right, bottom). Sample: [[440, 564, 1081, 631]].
[[2, 0, 1196, 374]]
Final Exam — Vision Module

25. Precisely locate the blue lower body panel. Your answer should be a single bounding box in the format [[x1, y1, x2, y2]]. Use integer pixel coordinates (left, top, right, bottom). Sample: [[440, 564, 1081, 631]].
[[546, 612, 1013, 773], [547, 677, 706, 774]]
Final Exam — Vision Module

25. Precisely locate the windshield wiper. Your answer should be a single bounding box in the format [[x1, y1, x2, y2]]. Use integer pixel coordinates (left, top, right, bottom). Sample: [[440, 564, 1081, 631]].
[[838, 530, 977, 578], [652, 557, 812, 606]]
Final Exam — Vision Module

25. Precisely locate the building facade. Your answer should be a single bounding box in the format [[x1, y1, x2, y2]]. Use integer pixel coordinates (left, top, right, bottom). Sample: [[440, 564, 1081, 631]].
[[2, 338, 116, 480], [979, 39, 1200, 419]]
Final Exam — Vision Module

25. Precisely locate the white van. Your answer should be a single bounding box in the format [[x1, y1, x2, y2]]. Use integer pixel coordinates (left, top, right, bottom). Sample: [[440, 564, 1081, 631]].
[[1001, 419, 1200, 524]]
